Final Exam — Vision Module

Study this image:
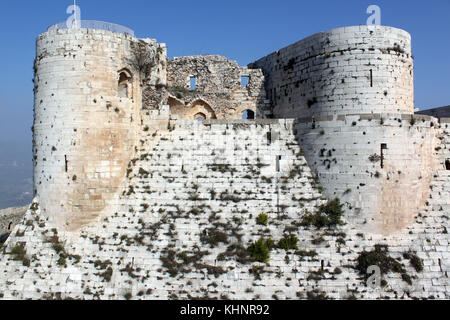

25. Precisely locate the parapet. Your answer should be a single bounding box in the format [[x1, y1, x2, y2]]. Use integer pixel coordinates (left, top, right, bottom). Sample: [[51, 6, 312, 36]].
[[47, 20, 135, 37]]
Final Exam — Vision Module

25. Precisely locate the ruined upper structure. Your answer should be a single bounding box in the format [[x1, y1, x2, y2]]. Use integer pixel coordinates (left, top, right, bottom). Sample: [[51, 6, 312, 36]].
[[33, 23, 448, 236]]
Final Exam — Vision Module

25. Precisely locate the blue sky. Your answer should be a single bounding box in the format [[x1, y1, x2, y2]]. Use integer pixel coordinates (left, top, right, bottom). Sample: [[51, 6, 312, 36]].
[[0, 0, 449, 142]]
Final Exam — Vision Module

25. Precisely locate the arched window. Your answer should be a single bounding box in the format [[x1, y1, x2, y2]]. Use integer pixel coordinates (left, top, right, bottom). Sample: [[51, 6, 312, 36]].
[[194, 112, 206, 120], [242, 109, 255, 120], [118, 69, 132, 99], [445, 159, 450, 170]]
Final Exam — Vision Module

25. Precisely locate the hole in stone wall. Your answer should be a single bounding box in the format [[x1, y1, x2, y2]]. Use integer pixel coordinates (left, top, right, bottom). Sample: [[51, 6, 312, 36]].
[[65, 155, 68, 172], [190, 77, 197, 91], [194, 113, 206, 121], [370, 69, 373, 87], [445, 159, 450, 170], [242, 109, 255, 120], [8, 222, 12, 231], [267, 131, 272, 145], [380, 143, 387, 168], [241, 76, 249, 87], [276, 155, 281, 172]]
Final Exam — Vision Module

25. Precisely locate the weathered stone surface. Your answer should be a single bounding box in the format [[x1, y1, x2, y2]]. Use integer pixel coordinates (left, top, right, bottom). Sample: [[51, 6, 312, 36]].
[[0, 206, 28, 235], [0, 24, 448, 300]]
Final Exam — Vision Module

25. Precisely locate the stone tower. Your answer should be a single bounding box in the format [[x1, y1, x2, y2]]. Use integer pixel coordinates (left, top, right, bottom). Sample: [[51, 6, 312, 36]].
[[251, 26, 439, 235], [33, 23, 166, 232]]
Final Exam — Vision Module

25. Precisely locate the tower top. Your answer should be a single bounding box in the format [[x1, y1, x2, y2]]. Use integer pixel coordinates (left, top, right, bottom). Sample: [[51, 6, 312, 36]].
[[47, 20, 135, 37]]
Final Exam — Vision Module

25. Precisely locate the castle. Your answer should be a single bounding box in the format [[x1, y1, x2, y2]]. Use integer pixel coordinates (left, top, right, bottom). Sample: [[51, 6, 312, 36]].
[[0, 21, 448, 300]]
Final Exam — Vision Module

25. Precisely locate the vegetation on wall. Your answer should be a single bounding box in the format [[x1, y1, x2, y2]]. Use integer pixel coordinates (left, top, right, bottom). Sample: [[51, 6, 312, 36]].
[[300, 199, 344, 228]]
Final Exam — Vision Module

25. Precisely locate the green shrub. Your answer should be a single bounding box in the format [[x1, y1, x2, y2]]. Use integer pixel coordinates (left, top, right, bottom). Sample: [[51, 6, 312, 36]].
[[57, 256, 66, 267], [356, 245, 412, 285], [200, 228, 228, 247], [301, 199, 344, 228], [10, 243, 30, 267], [278, 235, 299, 250], [403, 252, 423, 272], [256, 213, 268, 226], [30, 203, 39, 211], [248, 238, 274, 264]]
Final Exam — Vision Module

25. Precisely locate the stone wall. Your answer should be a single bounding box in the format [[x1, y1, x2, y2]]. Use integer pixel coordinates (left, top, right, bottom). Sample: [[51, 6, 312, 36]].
[[0, 115, 448, 300], [250, 26, 414, 118], [33, 29, 165, 232], [165, 55, 268, 119], [0, 205, 28, 236]]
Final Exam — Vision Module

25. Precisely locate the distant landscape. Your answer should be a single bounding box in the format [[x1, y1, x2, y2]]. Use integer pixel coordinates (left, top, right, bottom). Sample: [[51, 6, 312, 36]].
[[0, 140, 33, 209]]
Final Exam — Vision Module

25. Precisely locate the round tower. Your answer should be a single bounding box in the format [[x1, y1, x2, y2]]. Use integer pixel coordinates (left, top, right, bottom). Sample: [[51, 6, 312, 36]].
[[252, 26, 438, 235], [33, 24, 144, 232], [253, 25, 414, 118]]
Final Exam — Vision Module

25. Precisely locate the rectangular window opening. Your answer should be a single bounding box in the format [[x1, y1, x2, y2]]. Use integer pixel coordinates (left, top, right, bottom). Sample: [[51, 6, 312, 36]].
[[276, 155, 281, 172], [267, 131, 272, 145], [241, 76, 249, 87], [370, 69, 373, 87], [380, 143, 387, 168], [190, 77, 197, 91]]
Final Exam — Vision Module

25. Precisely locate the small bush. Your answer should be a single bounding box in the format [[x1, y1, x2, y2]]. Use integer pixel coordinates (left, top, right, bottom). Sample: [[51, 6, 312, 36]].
[[300, 199, 344, 228], [403, 252, 423, 272], [256, 213, 268, 226], [356, 245, 404, 277], [200, 228, 229, 247], [356, 245, 412, 285], [10, 243, 30, 267], [278, 234, 299, 250], [248, 238, 274, 264], [296, 250, 317, 258], [368, 154, 381, 163], [57, 256, 66, 267]]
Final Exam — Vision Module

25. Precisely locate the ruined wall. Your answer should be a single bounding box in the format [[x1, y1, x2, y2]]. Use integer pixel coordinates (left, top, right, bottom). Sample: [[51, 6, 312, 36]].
[[164, 55, 268, 119], [438, 118, 450, 170], [294, 113, 440, 235], [0, 205, 28, 236], [250, 26, 414, 118], [33, 29, 164, 232]]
